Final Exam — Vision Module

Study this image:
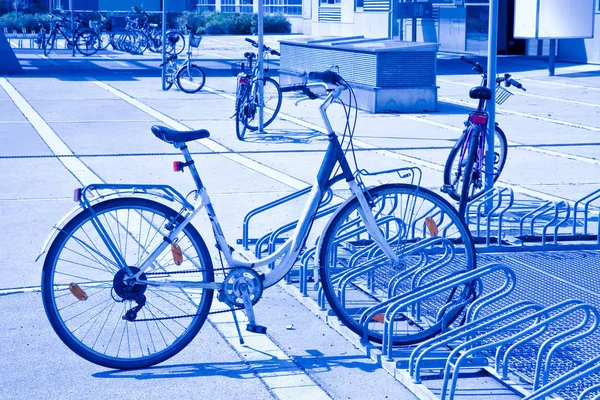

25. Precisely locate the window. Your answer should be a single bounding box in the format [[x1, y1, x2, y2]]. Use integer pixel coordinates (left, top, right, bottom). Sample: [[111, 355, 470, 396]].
[[197, 0, 216, 11], [264, 0, 302, 15], [321, 0, 342, 5], [221, 0, 236, 12]]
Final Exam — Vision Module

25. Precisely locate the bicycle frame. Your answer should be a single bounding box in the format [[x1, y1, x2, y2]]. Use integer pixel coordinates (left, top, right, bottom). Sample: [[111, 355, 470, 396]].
[[76, 85, 399, 291]]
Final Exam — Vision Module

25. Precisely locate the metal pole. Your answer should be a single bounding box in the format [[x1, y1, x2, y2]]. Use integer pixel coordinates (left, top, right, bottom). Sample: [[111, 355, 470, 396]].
[[257, 0, 265, 132], [548, 38, 556, 76], [411, 0, 416, 42], [69, 0, 74, 57], [484, 0, 499, 195], [161, 0, 167, 91]]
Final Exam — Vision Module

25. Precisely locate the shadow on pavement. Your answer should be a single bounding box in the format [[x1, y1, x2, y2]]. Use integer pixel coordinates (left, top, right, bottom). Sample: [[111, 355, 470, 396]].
[[92, 354, 380, 380]]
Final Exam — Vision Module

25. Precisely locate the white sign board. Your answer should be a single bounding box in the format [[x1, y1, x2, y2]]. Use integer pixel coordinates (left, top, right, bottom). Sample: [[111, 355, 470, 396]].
[[514, 0, 595, 39]]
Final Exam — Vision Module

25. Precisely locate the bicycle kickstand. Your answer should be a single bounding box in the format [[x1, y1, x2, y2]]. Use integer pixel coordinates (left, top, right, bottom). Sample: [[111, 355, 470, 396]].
[[229, 283, 267, 345], [240, 284, 267, 335]]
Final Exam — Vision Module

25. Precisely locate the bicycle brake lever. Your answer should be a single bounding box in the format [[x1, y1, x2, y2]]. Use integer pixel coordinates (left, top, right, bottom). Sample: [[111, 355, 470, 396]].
[[294, 98, 311, 106]]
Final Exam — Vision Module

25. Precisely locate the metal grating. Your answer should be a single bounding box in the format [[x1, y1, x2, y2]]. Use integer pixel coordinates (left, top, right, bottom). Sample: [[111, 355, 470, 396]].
[[376, 52, 437, 87], [477, 251, 600, 400]]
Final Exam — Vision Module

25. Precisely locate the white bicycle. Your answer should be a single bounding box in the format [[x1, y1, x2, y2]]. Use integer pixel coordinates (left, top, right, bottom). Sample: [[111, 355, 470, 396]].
[[39, 70, 476, 369]]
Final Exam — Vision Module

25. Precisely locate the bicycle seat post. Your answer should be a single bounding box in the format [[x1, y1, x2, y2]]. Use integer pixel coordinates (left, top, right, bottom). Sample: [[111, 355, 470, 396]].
[[177, 144, 205, 191]]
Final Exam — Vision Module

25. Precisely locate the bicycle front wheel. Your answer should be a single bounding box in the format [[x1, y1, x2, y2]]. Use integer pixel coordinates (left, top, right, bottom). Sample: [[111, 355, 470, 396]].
[[319, 184, 476, 345], [245, 77, 282, 131], [43, 31, 55, 56], [444, 124, 507, 202], [176, 64, 206, 94], [75, 30, 100, 56], [41, 197, 215, 369]]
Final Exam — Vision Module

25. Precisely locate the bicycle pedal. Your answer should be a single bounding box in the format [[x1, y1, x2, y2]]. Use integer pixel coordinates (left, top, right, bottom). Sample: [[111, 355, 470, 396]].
[[246, 324, 267, 334]]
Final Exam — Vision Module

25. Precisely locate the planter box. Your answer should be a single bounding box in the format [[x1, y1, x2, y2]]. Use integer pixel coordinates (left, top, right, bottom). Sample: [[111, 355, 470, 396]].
[[279, 37, 439, 113]]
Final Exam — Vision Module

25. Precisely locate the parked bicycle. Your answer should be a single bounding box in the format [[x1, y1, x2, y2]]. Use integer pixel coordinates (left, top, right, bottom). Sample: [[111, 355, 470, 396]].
[[234, 38, 282, 140], [39, 69, 475, 369], [160, 26, 205, 93], [43, 13, 100, 56], [441, 56, 526, 217]]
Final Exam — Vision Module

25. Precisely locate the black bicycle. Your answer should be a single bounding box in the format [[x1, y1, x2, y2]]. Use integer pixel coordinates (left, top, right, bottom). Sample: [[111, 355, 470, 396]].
[[233, 38, 282, 140], [441, 57, 526, 216], [43, 13, 100, 57]]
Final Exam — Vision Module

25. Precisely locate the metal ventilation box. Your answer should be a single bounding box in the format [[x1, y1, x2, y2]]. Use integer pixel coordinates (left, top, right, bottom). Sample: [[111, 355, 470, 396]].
[[279, 37, 439, 113]]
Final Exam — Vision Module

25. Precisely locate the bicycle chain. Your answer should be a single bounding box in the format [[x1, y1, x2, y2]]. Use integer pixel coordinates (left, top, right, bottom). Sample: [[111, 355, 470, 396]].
[[131, 267, 244, 323]]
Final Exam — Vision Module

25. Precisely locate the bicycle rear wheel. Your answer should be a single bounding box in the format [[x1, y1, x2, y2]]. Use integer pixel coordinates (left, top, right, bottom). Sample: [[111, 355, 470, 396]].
[[75, 30, 100, 56], [165, 31, 185, 55], [319, 184, 476, 345], [176, 64, 206, 93], [443, 124, 507, 202], [41, 197, 214, 369], [245, 77, 282, 131], [236, 85, 250, 141]]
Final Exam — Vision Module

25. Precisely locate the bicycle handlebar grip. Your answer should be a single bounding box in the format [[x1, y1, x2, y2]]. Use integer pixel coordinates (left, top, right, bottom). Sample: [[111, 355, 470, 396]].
[[280, 84, 306, 93], [461, 56, 475, 65], [308, 70, 342, 85], [271, 49, 281, 56], [508, 79, 526, 91], [245, 38, 257, 46]]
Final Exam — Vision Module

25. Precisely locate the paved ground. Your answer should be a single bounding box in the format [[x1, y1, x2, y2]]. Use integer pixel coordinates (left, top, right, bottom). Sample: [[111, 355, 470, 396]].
[[1, 36, 600, 399]]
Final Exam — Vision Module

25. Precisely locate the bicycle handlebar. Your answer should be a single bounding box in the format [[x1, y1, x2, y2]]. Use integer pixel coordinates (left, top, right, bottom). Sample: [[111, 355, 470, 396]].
[[308, 70, 344, 85], [461, 56, 486, 74], [245, 38, 281, 56], [280, 82, 320, 99]]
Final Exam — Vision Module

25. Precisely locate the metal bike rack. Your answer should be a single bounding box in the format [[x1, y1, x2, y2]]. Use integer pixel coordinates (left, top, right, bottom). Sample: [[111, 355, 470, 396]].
[[237, 186, 335, 250], [465, 186, 600, 251]]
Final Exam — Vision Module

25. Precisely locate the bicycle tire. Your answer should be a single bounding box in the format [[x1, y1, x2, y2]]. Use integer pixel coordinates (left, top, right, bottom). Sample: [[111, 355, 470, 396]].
[[458, 127, 480, 217], [132, 30, 149, 54], [245, 77, 282, 131], [44, 31, 56, 56], [319, 183, 476, 345], [41, 197, 214, 370], [75, 29, 100, 56], [176, 64, 206, 94], [443, 124, 507, 202], [236, 85, 250, 141], [165, 31, 185, 55]]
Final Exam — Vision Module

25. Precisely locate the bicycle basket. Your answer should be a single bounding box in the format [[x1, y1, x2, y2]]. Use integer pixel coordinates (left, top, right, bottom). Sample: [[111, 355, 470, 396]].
[[495, 85, 513, 105], [189, 34, 202, 48], [231, 62, 246, 77]]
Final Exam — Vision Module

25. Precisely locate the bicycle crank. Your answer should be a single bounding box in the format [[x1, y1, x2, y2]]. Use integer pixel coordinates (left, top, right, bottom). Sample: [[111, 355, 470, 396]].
[[218, 267, 266, 343]]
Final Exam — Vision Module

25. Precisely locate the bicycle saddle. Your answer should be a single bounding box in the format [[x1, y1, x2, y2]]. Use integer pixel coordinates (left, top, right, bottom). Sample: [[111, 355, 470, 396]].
[[244, 52, 256, 59], [151, 125, 210, 145], [469, 86, 493, 100]]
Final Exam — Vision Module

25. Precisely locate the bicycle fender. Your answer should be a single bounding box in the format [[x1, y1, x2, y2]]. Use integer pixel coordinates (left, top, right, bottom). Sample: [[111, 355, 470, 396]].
[[36, 187, 189, 262], [36, 204, 84, 262]]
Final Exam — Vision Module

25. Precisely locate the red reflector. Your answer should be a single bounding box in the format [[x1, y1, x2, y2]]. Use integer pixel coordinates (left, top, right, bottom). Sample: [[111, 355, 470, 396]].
[[173, 161, 185, 172], [469, 114, 488, 124], [239, 78, 249, 84], [74, 188, 82, 202]]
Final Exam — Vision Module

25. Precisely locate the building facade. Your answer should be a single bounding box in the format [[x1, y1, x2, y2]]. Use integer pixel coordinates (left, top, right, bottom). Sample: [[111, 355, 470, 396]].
[[42, 0, 600, 64]]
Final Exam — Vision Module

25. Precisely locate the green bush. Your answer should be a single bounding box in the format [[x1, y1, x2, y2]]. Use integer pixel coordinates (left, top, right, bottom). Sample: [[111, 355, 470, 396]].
[[255, 14, 291, 34], [176, 10, 291, 35], [0, 12, 51, 31], [0, 9, 292, 35]]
